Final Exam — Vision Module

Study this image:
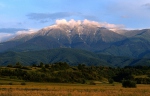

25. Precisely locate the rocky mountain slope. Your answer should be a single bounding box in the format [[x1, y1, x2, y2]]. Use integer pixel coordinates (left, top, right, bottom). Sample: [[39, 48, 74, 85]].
[[0, 20, 150, 58]]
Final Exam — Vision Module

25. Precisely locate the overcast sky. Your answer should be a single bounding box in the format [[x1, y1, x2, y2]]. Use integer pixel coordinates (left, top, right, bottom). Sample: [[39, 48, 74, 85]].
[[0, 0, 150, 41]]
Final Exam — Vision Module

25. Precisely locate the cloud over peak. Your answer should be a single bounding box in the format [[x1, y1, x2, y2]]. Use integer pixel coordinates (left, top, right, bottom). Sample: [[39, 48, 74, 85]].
[[0, 28, 38, 42], [44, 19, 124, 31], [46, 19, 124, 31], [0, 33, 13, 42], [16, 29, 38, 35]]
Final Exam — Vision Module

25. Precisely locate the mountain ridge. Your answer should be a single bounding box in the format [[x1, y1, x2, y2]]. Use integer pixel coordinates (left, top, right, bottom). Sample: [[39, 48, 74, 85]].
[[0, 20, 150, 59], [0, 48, 150, 67]]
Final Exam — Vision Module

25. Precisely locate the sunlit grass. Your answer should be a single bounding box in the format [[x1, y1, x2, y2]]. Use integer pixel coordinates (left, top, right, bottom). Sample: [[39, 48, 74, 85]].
[[0, 82, 150, 96]]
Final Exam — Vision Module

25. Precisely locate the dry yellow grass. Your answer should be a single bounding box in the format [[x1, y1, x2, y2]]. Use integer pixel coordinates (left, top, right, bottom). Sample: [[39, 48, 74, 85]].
[[0, 83, 150, 96]]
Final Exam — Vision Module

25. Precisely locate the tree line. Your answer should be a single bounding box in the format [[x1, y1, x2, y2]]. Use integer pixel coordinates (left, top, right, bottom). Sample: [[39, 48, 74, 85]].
[[0, 62, 150, 85]]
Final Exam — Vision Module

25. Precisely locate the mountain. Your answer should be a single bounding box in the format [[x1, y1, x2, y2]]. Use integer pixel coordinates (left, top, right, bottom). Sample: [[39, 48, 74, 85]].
[[0, 28, 29, 43], [0, 20, 126, 52], [100, 29, 150, 57], [0, 48, 110, 66], [2, 20, 150, 67], [0, 48, 149, 67]]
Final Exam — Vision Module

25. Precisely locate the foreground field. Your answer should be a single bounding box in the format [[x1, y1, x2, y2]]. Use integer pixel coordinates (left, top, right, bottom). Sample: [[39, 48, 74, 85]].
[[0, 82, 150, 96], [0, 64, 150, 96]]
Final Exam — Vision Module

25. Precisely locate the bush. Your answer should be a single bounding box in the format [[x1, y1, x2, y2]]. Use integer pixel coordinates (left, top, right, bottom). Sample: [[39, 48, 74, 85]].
[[21, 66, 31, 70], [108, 78, 114, 84], [89, 81, 96, 85], [14, 62, 22, 68], [122, 80, 136, 88], [9, 82, 13, 85], [135, 78, 150, 84], [21, 82, 26, 85], [80, 79, 86, 84], [7, 64, 13, 67], [45, 64, 50, 68]]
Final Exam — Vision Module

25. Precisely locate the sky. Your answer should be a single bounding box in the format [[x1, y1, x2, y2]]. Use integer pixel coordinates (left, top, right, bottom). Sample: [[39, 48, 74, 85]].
[[0, 0, 150, 42]]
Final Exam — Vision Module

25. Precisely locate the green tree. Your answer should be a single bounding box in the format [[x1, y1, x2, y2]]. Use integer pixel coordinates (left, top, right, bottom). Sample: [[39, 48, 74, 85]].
[[39, 62, 44, 67], [45, 64, 50, 68], [14, 62, 22, 68], [77, 64, 85, 70], [108, 78, 114, 84], [122, 80, 136, 88]]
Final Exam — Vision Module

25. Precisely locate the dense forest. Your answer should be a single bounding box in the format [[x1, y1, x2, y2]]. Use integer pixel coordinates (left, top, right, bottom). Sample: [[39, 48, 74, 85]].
[[0, 62, 150, 85]]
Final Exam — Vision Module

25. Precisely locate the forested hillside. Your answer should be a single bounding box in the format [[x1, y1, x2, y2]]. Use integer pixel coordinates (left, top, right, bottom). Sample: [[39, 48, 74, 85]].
[[1, 62, 150, 84], [0, 48, 150, 67]]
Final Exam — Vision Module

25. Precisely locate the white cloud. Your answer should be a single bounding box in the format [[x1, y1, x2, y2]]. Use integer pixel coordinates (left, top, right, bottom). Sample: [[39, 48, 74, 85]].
[[0, 29, 38, 42], [54, 19, 124, 30], [0, 33, 14, 42], [16, 29, 38, 35], [56, 19, 68, 25]]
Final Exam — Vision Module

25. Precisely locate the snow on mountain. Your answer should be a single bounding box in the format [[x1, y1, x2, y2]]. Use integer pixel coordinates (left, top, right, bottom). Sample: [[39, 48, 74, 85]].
[[10, 19, 124, 41], [10, 29, 38, 42], [1, 19, 150, 58]]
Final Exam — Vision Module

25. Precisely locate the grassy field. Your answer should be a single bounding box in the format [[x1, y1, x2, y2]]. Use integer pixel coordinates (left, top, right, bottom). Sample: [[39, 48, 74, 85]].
[[0, 80, 150, 96], [0, 65, 150, 96]]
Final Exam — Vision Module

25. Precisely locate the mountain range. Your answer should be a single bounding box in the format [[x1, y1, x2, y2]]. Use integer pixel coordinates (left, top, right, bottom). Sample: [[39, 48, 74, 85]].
[[0, 20, 150, 66], [1, 48, 150, 67]]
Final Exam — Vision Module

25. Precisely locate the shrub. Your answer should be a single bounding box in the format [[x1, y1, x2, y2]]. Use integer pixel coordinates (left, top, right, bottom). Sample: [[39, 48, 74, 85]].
[[80, 79, 86, 84], [32, 64, 37, 67], [10, 76, 18, 79], [122, 80, 136, 88], [21, 66, 31, 70], [9, 82, 13, 85], [108, 78, 114, 84], [21, 82, 26, 85], [89, 81, 96, 85], [135, 78, 150, 84], [14, 62, 22, 68], [45, 64, 50, 68], [7, 64, 13, 67]]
